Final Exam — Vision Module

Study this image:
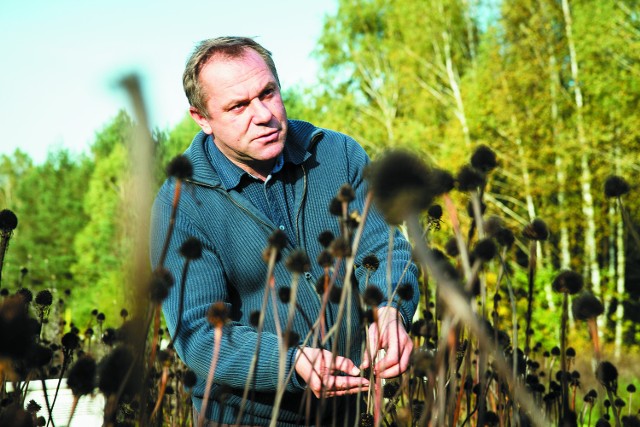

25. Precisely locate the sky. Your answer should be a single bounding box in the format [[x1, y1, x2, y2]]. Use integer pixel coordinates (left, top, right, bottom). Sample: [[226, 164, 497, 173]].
[[0, 0, 337, 164]]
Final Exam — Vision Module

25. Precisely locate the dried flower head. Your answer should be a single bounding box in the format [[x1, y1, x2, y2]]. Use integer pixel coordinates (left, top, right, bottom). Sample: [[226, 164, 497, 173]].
[[317, 250, 334, 268], [67, 355, 97, 397], [278, 287, 291, 304], [456, 165, 486, 192], [149, 267, 174, 303], [361, 254, 380, 272], [604, 175, 630, 198], [337, 183, 355, 203], [363, 286, 384, 307], [98, 345, 136, 396], [427, 204, 443, 220], [430, 168, 455, 195], [572, 291, 604, 320], [596, 361, 618, 393], [0, 209, 18, 232], [249, 311, 260, 327], [183, 369, 197, 389], [329, 286, 342, 304], [285, 249, 310, 274], [329, 236, 351, 258], [494, 227, 515, 248], [552, 270, 584, 295], [268, 229, 287, 251], [328, 197, 342, 216], [366, 150, 435, 225], [471, 145, 498, 173], [472, 238, 498, 262], [35, 290, 53, 307], [396, 283, 415, 301], [317, 230, 335, 248], [522, 218, 549, 241], [207, 302, 229, 328], [166, 155, 193, 180], [180, 237, 203, 260]]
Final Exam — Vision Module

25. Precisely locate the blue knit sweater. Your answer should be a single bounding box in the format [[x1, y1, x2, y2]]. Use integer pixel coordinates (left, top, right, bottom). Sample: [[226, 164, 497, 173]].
[[150, 120, 419, 425]]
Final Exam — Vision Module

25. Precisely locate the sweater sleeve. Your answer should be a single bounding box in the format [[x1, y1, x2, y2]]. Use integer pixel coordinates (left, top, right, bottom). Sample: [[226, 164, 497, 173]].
[[343, 138, 420, 326], [150, 187, 305, 394]]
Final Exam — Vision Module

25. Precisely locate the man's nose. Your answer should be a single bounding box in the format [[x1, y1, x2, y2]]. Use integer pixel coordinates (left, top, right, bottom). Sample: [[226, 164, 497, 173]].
[[251, 99, 273, 124]]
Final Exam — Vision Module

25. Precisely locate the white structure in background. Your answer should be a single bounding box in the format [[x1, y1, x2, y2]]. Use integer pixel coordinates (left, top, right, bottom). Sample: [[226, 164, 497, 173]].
[[12, 379, 104, 426]]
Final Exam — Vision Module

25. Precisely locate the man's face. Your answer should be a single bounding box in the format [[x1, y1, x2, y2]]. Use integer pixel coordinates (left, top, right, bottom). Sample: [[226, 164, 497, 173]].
[[190, 49, 288, 178]]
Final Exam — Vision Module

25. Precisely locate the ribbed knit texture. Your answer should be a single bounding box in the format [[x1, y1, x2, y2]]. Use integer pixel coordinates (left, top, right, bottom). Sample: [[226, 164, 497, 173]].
[[150, 120, 419, 425]]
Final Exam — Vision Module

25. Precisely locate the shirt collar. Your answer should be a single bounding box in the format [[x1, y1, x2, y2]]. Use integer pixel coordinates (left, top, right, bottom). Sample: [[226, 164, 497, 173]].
[[205, 135, 285, 191]]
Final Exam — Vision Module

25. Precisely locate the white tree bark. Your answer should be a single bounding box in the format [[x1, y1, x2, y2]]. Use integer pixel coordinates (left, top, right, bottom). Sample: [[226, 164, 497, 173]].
[[561, 0, 601, 299]]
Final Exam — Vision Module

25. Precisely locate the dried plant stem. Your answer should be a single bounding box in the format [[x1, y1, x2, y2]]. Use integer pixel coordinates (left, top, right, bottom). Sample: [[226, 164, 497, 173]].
[[66, 395, 79, 427], [587, 319, 601, 361], [406, 212, 547, 427], [199, 326, 222, 427], [235, 247, 278, 424], [524, 240, 537, 356], [157, 180, 183, 268], [560, 293, 569, 419], [619, 197, 640, 250], [443, 193, 472, 280], [150, 365, 170, 420]]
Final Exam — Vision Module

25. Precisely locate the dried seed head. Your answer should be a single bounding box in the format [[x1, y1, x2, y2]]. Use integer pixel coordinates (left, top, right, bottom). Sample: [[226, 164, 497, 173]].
[[330, 236, 351, 258], [285, 249, 310, 274], [328, 197, 342, 216], [283, 331, 300, 349], [471, 145, 498, 173], [396, 283, 415, 301], [444, 237, 459, 257], [431, 168, 455, 195], [317, 250, 334, 268], [494, 227, 515, 249], [98, 345, 136, 396], [317, 230, 335, 248], [249, 311, 260, 327], [363, 286, 384, 307], [180, 237, 203, 260], [366, 150, 435, 225], [149, 268, 174, 303], [67, 355, 97, 397], [268, 229, 287, 251], [572, 291, 604, 320], [207, 302, 229, 328], [522, 218, 549, 241], [0, 209, 18, 232], [337, 183, 355, 203], [427, 204, 443, 220], [361, 254, 380, 272], [166, 155, 193, 180], [183, 369, 197, 388], [329, 286, 342, 304], [472, 238, 498, 262], [604, 175, 630, 198], [552, 270, 584, 295], [596, 361, 618, 393], [456, 165, 485, 192], [278, 287, 291, 304], [35, 290, 53, 307], [61, 332, 80, 353]]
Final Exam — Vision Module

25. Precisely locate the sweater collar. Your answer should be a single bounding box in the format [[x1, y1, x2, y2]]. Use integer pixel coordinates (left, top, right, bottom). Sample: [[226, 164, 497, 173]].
[[184, 120, 323, 188]]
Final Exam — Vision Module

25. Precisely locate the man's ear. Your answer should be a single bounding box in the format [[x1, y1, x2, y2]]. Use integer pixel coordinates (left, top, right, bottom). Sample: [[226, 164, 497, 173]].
[[189, 107, 213, 135]]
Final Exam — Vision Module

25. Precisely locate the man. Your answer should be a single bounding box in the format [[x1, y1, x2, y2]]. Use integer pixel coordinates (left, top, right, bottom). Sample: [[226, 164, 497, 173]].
[[151, 36, 419, 426]]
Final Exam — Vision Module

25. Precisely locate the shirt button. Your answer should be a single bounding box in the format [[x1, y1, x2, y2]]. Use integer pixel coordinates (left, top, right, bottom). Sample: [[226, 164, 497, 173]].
[[279, 225, 285, 230]]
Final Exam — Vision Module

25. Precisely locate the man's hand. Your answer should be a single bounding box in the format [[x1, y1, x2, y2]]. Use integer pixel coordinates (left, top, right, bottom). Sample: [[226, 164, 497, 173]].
[[360, 306, 413, 378], [294, 347, 369, 398]]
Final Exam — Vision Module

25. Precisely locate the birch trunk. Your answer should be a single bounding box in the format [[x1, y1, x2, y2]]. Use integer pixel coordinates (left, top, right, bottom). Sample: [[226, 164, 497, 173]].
[[561, 0, 601, 298]]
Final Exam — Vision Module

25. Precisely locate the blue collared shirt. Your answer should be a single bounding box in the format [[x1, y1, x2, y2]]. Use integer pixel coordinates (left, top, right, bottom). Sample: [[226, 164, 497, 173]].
[[204, 135, 296, 244]]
